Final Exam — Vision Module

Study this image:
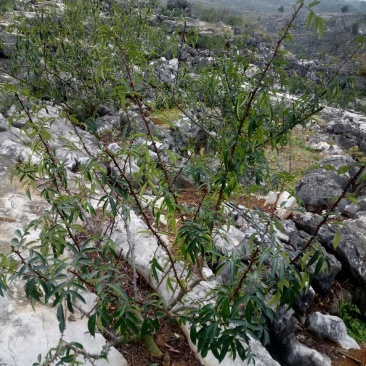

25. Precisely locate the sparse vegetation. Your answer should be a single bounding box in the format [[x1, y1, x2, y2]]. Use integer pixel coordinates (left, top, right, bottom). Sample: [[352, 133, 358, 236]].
[[339, 302, 366, 342], [0, 0, 366, 364], [192, 5, 245, 27], [195, 32, 228, 51], [266, 126, 324, 191]]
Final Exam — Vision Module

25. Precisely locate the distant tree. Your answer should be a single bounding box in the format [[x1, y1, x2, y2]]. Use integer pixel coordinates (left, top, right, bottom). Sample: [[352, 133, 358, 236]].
[[167, 0, 192, 15], [278, 5, 284, 12], [351, 22, 359, 35], [341, 5, 349, 13]]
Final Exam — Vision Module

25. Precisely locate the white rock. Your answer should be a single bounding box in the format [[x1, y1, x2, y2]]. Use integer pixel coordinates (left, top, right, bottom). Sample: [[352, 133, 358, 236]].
[[107, 142, 120, 154], [276, 191, 298, 220], [264, 191, 278, 206], [110, 213, 280, 365], [168, 58, 179, 71], [307, 312, 360, 350], [0, 282, 127, 366], [288, 342, 331, 366], [214, 226, 245, 254]]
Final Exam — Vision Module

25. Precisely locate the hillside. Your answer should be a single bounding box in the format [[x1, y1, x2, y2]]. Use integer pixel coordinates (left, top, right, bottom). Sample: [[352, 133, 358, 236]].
[[0, 1, 366, 366]]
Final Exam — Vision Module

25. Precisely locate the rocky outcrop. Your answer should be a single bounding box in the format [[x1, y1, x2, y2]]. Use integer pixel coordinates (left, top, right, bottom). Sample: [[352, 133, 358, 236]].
[[0, 31, 19, 58], [269, 308, 331, 366], [326, 109, 366, 153]]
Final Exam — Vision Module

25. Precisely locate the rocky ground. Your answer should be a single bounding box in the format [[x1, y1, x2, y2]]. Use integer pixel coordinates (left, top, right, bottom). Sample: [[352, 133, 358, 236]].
[[1, 1, 366, 366]]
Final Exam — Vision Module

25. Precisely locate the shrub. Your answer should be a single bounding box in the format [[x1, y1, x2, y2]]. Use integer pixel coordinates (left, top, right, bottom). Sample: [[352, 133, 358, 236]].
[[195, 32, 227, 51], [0, 0, 362, 364], [359, 64, 366, 77]]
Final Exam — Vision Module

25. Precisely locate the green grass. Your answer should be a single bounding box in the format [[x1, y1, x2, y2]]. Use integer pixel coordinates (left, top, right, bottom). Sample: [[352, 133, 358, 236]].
[[266, 126, 326, 191], [339, 302, 366, 342], [150, 107, 183, 126]]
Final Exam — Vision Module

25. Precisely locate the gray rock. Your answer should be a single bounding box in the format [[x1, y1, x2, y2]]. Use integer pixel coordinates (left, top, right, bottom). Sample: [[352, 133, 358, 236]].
[[292, 212, 335, 244], [283, 342, 331, 366], [321, 108, 366, 154], [312, 253, 342, 294], [296, 156, 356, 213], [0, 113, 7, 132], [290, 228, 312, 249], [269, 307, 331, 366], [329, 211, 366, 284], [358, 195, 366, 211], [307, 312, 360, 350], [294, 287, 315, 315], [157, 66, 175, 83], [119, 112, 132, 134], [173, 174, 196, 189], [0, 31, 19, 57], [214, 226, 248, 256], [342, 202, 361, 218]]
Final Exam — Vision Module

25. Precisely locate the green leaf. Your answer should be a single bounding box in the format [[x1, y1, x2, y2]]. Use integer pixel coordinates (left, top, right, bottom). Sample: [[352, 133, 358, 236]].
[[333, 231, 341, 250], [309, 0, 320, 7], [57, 303, 65, 333], [25, 188, 32, 200], [245, 299, 253, 323], [313, 256, 324, 277], [70, 342, 83, 349], [109, 196, 117, 217], [88, 312, 97, 337], [61, 355, 74, 362], [221, 297, 230, 321], [307, 250, 320, 267], [107, 284, 129, 300], [45, 282, 66, 303], [306, 12, 314, 29]]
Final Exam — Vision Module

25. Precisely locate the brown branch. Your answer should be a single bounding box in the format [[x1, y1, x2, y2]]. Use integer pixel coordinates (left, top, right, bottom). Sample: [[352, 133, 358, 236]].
[[112, 32, 179, 207], [12, 249, 49, 282], [232, 247, 260, 299], [105, 150, 187, 293], [212, 1, 306, 220]]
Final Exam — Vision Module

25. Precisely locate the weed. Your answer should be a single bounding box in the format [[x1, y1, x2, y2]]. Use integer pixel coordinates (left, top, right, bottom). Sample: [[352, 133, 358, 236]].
[[339, 302, 366, 342]]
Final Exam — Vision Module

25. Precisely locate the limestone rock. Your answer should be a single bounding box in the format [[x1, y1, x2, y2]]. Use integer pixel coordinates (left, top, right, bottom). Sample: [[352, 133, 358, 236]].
[[307, 312, 360, 350], [342, 202, 361, 218], [296, 155, 356, 213], [0, 282, 127, 366], [312, 253, 342, 294], [0, 31, 19, 58], [276, 191, 298, 219], [322, 108, 366, 153], [111, 212, 280, 365], [269, 307, 331, 366]]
